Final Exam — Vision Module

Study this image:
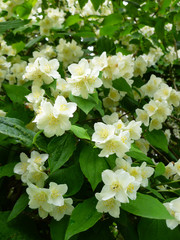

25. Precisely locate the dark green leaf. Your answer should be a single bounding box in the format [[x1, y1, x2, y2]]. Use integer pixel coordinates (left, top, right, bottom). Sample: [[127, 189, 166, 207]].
[[8, 193, 29, 222], [79, 144, 108, 190], [48, 161, 84, 196], [91, 0, 105, 11], [0, 20, 29, 34], [144, 130, 169, 153], [69, 94, 96, 115], [0, 117, 34, 147], [50, 216, 70, 240], [65, 197, 102, 240], [48, 133, 76, 172], [113, 77, 133, 97], [138, 218, 180, 240], [121, 193, 173, 220], [78, 0, 88, 9], [126, 145, 153, 164], [0, 162, 16, 179]]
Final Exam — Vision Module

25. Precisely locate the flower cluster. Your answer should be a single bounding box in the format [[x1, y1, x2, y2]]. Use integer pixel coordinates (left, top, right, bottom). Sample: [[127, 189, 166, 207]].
[[26, 183, 74, 221], [163, 159, 180, 180], [92, 113, 142, 158], [33, 95, 77, 137], [14, 151, 74, 221], [136, 74, 180, 131], [95, 158, 154, 218], [23, 57, 60, 87]]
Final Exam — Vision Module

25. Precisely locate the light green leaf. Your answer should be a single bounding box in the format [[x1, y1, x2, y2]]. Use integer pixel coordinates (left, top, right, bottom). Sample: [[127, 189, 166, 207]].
[[0, 117, 34, 147], [48, 133, 76, 172], [126, 145, 153, 164], [48, 161, 84, 196], [71, 125, 90, 140], [154, 162, 165, 178], [25, 36, 44, 48], [102, 13, 122, 26], [0, 162, 16, 179], [65, 197, 102, 240], [121, 193, 173, 220], [79, 144, 109, 190], [12, 41, 25, 53], [8, 193, 29, 222], [144, 130, 169, 153], [65, 14, 82, 26], [138, 218, 180, 240], [3, 84, 30, 104], [14, 0, 37, 19]]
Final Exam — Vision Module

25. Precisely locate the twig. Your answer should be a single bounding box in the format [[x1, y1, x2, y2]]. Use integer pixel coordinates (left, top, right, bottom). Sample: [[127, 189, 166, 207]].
[[150, 144, 170, 164]]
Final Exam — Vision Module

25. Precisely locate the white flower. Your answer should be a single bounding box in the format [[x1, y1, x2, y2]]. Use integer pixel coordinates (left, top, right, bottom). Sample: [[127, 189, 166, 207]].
[[124, 120, 142, 140], [149, 118, 162, 131], [102, 112, 119, 124], [90, 52, 108, 71], [174, 159, 180, 176], [95, 193, 120, 218], [48, 182, 68, 206], [143, 100, 158, 117], [14, 152, 29, 176], [134, 139, 149, 154], [136, 109, 149, 127], [139, 162, 154, 187], [53, 95, 77, 118], [114, 158, 131, 172], [92, 122, 115, 143], [50, 198, 74, 221], [28, 151, 48, 167], [38, 57, 60, 79], [134, 56, 147, 77], [154, 83, 172, 101], [25, 85, 45, 111], [164, 162, 176, 179], [26, 163, 48, 187], [164, 198, 180, 230], [100, 169, 136, 203], [33, 97, 76, 137], [141, 75, 162, 98], [167, 89, 180, 107], [26, 184, 52, 212]]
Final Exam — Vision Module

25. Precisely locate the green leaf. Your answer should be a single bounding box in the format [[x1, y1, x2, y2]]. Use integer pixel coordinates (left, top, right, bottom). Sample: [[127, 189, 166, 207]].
[[138, 218, 180, 240], [100, 25, 120, 37], [144, 130, 169, 153], [0, 117, 34, 147], [121, 193, 173, 220], [96, 37, 116, 55], [14, 0, 37, 19], [0, 162, 16, 179], [3, 84, 30, 104], [112, 77, 133, 97], [78, 0, 88, 8], [91, 0, 105, 11], [48, 161, 84, 196], [146, 186, 164, 200], [65, 14, 82, 26], [79, 144, 109, 190], [48, 133, 76, 172], [50, 216, 70, 240], [65, 197, 102, 240], [69, 94, 96, 115], [102, 13, 122, 26], [12, 41, 25, 53], [126, 145, 153, 164], [154, 162, 165, 178], [0, 20, 29, 34], [155, 17, 165, 43], [25, 36, 44, 48], [71, 125, 90, 140], [158, 0, 171, 14], [0, 211, 42, 240], [7, 193, 29, 222]]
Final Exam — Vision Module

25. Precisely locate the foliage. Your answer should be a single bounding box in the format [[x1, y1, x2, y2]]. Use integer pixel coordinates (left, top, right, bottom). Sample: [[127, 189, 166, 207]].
[[0, 0, 180, 239]]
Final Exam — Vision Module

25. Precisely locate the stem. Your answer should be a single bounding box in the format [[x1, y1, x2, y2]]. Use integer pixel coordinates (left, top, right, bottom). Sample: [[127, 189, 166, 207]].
[[150, 144, 170, 164]]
